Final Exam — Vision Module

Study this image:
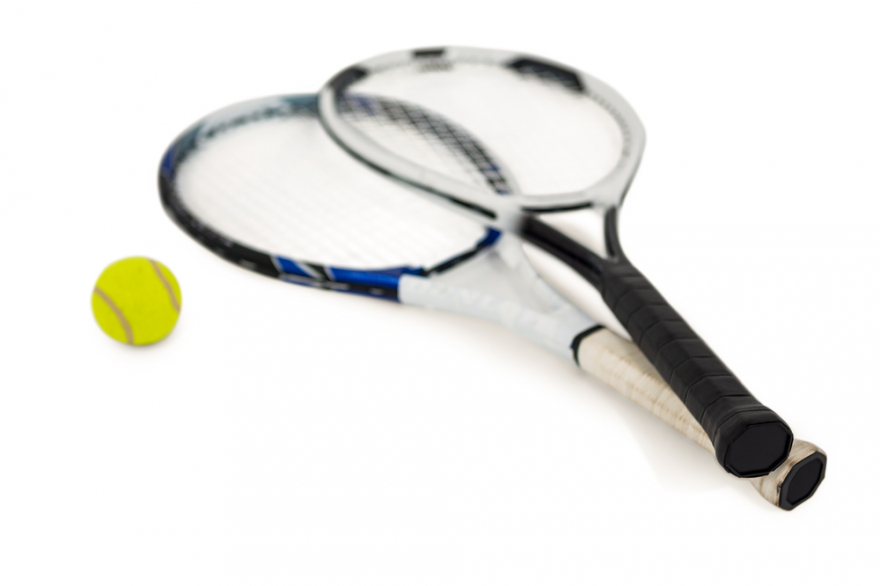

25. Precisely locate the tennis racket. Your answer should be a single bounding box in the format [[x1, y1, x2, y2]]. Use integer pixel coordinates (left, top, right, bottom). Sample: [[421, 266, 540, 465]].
[[318, 47, 798, 478], [158, 94, 825, 509]]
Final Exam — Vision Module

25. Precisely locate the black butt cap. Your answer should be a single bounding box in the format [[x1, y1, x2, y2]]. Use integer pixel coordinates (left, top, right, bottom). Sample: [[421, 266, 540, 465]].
[[779, 452, 827, 510], [723, 421, 793, 477]]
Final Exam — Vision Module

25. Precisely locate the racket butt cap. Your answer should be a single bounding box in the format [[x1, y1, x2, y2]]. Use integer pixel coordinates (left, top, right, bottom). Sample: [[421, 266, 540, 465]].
[[778, 451, 827, 510], [716, 418, 793, 478]]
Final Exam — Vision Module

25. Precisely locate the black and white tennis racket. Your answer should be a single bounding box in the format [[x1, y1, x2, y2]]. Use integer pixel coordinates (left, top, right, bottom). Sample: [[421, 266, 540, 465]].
[[318, 47, 798, 479], [158, 94, 825, 509]]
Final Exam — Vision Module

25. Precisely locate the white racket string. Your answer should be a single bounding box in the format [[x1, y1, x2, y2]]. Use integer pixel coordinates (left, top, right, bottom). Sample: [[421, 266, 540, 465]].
[[340, 94, 518, 196]]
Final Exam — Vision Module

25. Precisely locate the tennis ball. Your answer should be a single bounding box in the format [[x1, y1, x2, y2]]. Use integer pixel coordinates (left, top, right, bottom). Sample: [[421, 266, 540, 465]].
[[92, 257, 182, 345]]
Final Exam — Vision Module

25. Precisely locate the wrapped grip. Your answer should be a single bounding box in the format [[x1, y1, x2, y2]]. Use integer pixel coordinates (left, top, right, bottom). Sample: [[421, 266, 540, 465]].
[[601, 262, 793, 477], [574, 328, 825, 508]]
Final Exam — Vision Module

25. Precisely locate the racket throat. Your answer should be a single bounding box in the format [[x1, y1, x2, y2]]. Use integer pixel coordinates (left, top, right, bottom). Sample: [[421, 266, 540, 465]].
[[399, 235, 597, 361], [521, 214, 609, 288]]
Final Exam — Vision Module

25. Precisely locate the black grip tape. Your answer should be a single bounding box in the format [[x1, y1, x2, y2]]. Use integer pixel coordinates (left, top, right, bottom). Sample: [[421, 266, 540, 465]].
[[601, 261, 793, 477]]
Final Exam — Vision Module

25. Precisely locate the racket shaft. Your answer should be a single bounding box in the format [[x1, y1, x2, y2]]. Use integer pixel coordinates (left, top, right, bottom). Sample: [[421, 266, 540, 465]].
[[577, 329, 823, 509]]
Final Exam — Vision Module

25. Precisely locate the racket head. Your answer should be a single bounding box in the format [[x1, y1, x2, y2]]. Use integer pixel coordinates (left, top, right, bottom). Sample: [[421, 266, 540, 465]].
[[319, 46, 646, 215], [159, 94, 497, 301]]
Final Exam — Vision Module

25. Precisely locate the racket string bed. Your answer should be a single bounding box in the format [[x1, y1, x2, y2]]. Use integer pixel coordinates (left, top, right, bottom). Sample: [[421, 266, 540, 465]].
[[347, 59, 626, 196], [170, 97, 487, 272], [339, 94, 517, 196]]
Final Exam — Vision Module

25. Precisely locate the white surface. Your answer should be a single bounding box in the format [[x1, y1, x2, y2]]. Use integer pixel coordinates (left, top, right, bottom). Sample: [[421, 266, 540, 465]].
[[1, 1, 878, 584]]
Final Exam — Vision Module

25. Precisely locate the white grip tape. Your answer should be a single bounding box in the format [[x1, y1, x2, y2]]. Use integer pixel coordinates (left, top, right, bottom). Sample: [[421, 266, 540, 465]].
[[576, 328, 713, 450]]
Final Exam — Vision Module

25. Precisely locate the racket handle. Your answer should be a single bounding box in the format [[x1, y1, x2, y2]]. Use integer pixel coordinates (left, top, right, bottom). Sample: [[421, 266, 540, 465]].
[[600, 262, 793, 478], [575, 329, 825, 509]]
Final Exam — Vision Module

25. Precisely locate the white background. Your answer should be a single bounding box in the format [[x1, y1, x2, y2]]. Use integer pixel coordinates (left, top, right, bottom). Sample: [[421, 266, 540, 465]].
[[2, 1, 878, 584]]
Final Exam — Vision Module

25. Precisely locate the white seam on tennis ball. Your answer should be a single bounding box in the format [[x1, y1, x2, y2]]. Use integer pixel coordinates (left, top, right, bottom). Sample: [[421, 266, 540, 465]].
[[148, 259, 180, 313], [93, 286, 134, 344]]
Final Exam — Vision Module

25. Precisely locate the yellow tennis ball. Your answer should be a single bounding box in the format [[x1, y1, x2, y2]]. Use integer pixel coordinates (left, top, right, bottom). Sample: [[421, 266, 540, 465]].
[[92, 257, 182, 345]]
